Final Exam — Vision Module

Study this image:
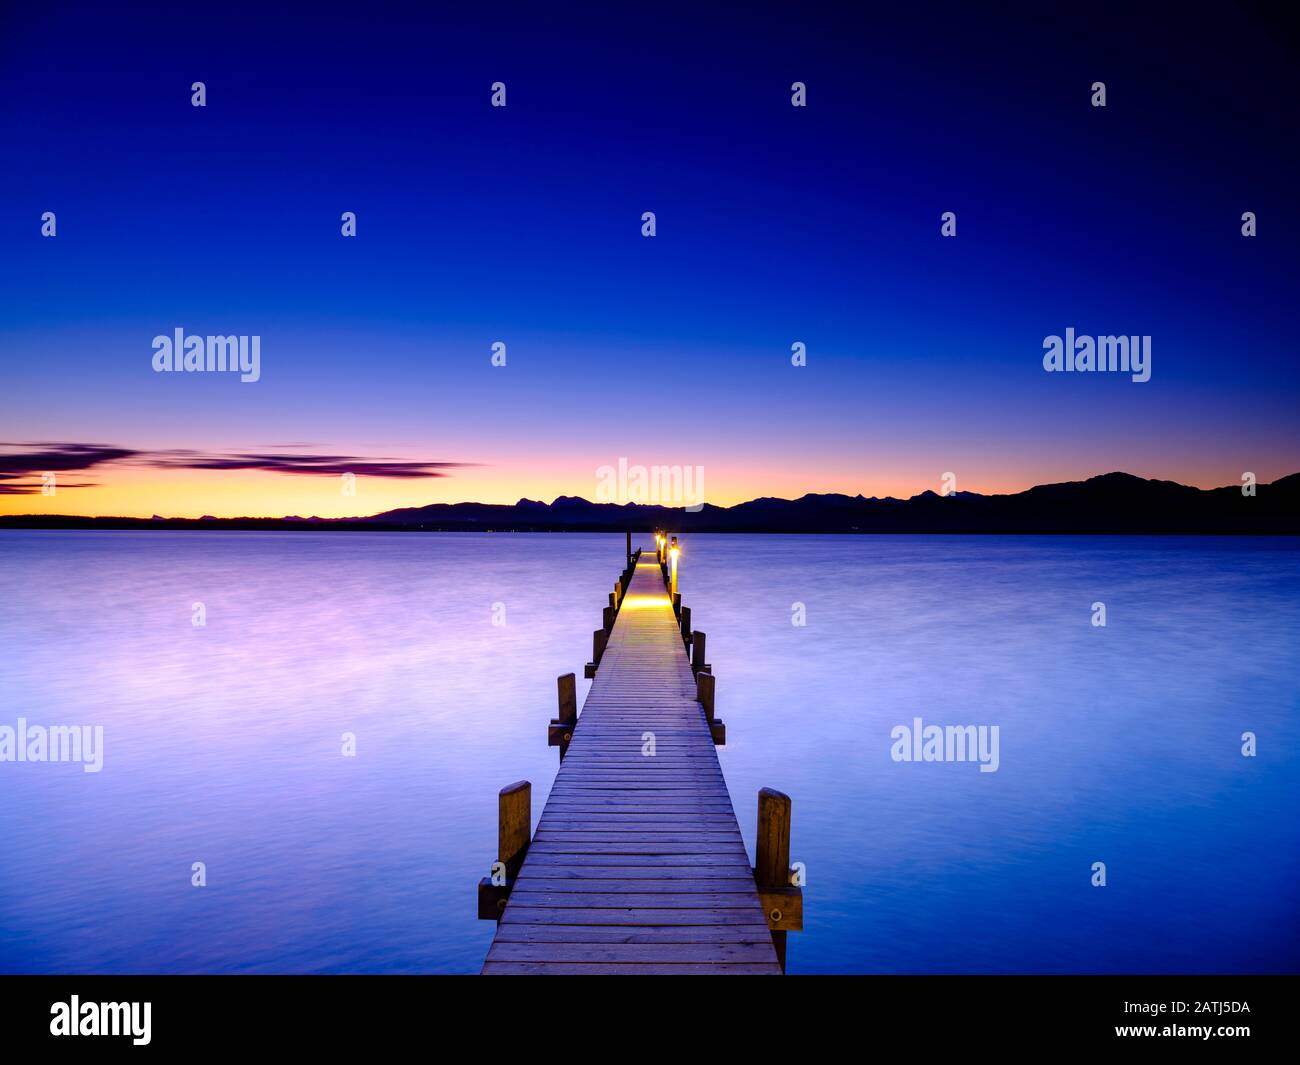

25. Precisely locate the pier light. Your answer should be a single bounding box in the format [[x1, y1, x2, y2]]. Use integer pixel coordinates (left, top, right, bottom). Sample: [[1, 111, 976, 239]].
[[669, 537, 680, 596]]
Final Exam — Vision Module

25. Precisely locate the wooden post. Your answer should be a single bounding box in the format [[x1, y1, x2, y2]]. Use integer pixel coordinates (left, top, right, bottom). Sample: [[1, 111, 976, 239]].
[[499, 781, 531, 879], [680, 605, 692, 646], [548, 672, 577, 752], [697, 670, 715, 722], [669, 536, 679, 598], [602, 605, 615, 634], [697, 670, 724, 745], [478, 780, 531, 920], [557, 672, 576, 724], [614, 578, 622, 608], [672, 592, 681, 618], [626, 530, 632, 566], [756, 789, 790, 889], [755, 787, 801, 970], [585, 628, 607, 677], [691, 630, 707, 674], [608, 591, 617, 612]]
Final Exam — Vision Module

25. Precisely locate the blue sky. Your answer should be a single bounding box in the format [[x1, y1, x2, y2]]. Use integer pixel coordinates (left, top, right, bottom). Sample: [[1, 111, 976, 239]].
[[1, 2, 1297, 514]]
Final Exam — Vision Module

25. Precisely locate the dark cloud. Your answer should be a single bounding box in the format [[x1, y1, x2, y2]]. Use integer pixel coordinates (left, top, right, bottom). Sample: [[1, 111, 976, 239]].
[[146, 449, 473, 478], [0, 442, 139, 475], [0, 482, 97, 495], [0, 443, 137, 494], [0, 441, 475, 493]]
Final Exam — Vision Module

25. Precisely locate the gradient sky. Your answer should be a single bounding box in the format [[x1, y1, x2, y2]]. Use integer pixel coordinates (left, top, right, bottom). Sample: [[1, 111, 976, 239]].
[[2, 2, 1298, 517]]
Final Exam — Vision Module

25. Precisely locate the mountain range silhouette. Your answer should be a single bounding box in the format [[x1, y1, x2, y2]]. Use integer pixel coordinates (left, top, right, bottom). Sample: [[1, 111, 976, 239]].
[[4, 472, 1297, 534]]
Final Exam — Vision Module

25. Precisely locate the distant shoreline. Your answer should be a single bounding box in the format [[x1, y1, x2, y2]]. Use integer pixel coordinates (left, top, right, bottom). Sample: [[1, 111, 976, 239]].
[[0, 520, 1296, 537], [3, 470, 1298, 536]]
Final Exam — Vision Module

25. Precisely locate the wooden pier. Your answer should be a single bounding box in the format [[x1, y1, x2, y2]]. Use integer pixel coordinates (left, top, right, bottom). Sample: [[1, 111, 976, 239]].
[[477, 535, 800, 974]]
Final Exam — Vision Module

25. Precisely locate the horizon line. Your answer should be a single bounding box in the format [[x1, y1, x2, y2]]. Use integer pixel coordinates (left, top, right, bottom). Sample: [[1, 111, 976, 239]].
[[3, 469, 1295, 524]]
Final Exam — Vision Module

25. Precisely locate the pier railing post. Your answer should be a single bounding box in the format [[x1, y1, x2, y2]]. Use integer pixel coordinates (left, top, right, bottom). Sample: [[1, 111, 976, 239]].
[[477, 780, 532, 921], [548, 672, 578, 755], [697, 670, 724, 745], [585, 628, 607, 677], [691, 630, 709, 675], [669, 536, 679, 597], [499, 781, 531, 877], [697, 670, 715, 721], [558, 672, 577, 723], [755, 788, 802, 971], [626, 530, 632, 567], [680, 605, 691, 647]]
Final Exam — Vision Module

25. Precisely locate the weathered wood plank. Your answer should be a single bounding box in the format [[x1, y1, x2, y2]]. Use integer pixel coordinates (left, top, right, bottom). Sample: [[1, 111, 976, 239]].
[[500, 908, 772, 927], [505, 892, 763, 908], [511, 878, 759, 892], [487, 942, 777, 963], [520, 853, 743, 867], [482, 962, 779, 975], [519, 866, 755, 880], [493, 925, 770, 944]]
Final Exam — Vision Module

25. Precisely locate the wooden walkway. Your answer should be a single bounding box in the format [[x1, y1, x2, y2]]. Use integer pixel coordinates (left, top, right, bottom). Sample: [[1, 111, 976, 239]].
[[481, 553, 783, 974]]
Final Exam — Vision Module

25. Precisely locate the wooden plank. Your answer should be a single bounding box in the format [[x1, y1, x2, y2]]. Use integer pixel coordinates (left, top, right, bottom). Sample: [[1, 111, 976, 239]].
[[493, 925, 770, 944], [504, 892, 763, 908], [500, 909, 772, 927], [513, 876, 758, 889], [520, 853, 744, 867], [487, 942, 777, 963], [517, 870, 745, 882], [525, 843, 750, 856], [482, 962, 779, 975]]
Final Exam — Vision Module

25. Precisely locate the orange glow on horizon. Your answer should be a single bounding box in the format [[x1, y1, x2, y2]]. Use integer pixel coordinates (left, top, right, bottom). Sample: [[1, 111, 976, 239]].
[[0, 458, 1287, 519]]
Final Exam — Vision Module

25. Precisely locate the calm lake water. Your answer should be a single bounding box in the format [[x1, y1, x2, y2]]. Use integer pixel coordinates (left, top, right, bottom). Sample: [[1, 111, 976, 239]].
[[1, 530, 1297, 974]]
